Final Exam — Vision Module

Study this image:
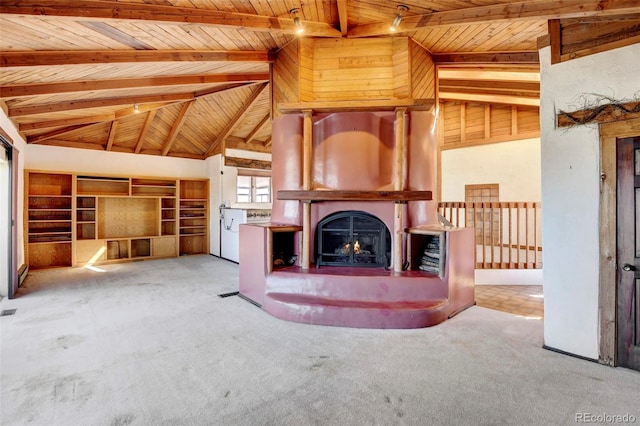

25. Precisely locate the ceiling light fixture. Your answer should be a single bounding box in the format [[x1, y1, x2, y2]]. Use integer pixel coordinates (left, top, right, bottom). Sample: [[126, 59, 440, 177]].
[[133, 103, 140, 113], [290, 8, 304, 34], [390, 5, 409, 32]]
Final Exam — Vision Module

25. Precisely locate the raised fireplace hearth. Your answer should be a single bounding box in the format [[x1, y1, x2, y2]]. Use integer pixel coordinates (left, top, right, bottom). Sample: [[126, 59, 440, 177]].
[[238, 107, 475, 329], [316, 211, 390, 268]]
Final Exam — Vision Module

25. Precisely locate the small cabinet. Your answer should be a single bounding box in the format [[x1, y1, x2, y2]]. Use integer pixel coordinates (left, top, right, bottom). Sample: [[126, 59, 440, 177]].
[[407, 228, 446, 277]]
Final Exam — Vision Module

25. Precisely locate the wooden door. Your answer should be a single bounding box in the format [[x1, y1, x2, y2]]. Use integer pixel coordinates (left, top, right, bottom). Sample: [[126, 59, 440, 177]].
[[617, 136, 640, 371]]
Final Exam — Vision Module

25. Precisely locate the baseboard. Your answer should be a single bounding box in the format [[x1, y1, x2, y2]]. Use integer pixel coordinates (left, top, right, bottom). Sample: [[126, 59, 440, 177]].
[[238, 293, 261, 308], [542, 345, 600, 364], [17, 264, 28, 286]]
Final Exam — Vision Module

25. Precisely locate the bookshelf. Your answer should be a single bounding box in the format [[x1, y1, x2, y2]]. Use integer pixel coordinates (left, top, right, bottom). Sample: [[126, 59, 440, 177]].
[[179, 179, 209, 255], [25, 171, 209, 269]]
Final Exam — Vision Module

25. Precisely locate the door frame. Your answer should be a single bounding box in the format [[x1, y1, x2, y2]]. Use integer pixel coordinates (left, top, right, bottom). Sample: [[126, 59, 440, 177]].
[[0, 134, 18, 298], [599, 117, 640, 365]]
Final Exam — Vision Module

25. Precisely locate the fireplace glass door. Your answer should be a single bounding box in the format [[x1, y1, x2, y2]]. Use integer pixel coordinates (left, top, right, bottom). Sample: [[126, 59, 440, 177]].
[[315, 211, 390, 268]]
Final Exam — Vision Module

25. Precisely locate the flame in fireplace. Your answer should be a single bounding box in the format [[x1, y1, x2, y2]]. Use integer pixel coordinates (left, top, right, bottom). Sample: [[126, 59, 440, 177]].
[[337, 240, 362, 255]]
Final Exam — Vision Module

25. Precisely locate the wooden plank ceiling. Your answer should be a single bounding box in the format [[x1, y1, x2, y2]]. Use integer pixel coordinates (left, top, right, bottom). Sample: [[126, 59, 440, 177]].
[[1, 1, 638, 159]]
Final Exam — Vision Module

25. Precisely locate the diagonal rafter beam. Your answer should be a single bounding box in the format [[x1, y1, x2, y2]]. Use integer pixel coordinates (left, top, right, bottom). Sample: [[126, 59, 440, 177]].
[[105, 120, 118, 151], [336, 0, 348, 37], [347, 0, 640, 38], [134, 110, 157, 154], [205, 82, 269, 157], [0, 50, 275, 68], [0, 72, 269, 98], [23, 83, 258, 145], [0, 0, 342, 38], [244, 113, 271, 145], [161, 101, 195, 156]]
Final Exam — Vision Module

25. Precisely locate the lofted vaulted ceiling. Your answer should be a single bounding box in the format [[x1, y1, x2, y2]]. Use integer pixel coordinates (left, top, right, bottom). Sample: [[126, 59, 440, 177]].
[[0, 1, 638, 159]]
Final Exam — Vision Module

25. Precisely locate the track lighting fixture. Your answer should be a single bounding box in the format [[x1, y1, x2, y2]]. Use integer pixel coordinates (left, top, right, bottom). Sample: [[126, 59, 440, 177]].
[[290, 8, 304, 34], [390, 5, 409, 32]]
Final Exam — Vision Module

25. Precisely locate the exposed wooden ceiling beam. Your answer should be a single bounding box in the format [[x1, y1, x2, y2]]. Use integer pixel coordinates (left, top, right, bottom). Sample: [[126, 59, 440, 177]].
[[105, 121, 118, 151], [0, 0, 342, 38], [8, 93, 194, 117], [205, 82, 269, 156], [439, 91, 540, 107], [337, 0, 348, 37], [0, 50, 276, 68], [162, 101, 195, 156], [0, 72, 270, 98], [224, 156, 271, 170], [35, 139, 107, 151], [35, 138, 205, 159], [226, 136, 271, 154], [18, 113, 115, 131], [264, 135, 272, 147], [27, 123, 101, 144], [433, 52, 539, 65], [438, 68, 540, 82], [439, 79, 540, 93], [8, 83, 253, 117], [347, 0, 640, 37], [134, 110, 156, 154], [244, 113, 271, 145]]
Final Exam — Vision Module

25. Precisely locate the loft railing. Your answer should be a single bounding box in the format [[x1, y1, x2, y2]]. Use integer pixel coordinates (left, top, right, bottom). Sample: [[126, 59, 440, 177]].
[[438, 202, 542, 269]]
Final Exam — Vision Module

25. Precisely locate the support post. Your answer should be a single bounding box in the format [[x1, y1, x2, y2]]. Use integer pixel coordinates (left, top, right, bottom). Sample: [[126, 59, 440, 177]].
[[393, 107, 407, 272], [301, 109, 313, 269]]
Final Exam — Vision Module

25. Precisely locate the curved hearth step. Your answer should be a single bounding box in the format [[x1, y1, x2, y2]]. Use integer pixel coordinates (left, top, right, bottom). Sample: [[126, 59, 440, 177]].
[[263, 292, 448, 329]]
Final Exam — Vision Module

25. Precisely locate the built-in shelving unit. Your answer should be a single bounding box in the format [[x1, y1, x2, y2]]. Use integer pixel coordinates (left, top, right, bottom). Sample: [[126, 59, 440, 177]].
[[26, 172, 73, 268], [179, 179, 209, 255], [25, 171, 209, 269]]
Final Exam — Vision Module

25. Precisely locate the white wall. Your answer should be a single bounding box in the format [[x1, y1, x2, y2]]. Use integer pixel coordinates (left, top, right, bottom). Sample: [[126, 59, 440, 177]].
[[441, 138, 541, 201], [0, 149, 10, 294], [26, 144, 207, 178], [540, 43, 640, 360], [206, 154, 223, 257], [1, 110, 28, 296]]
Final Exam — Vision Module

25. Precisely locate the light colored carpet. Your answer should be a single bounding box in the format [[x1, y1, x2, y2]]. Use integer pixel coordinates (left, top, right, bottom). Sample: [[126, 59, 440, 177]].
[[1, 255, 638, 426]]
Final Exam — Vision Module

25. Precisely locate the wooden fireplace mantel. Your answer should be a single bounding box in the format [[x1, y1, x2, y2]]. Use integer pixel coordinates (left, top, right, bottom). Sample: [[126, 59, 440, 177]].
[[277, 190, 432, 202]]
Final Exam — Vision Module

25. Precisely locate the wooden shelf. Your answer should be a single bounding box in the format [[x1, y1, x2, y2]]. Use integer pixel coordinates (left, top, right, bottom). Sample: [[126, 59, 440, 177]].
[[277, 190, 432, 202], [26, 171, 208, 268], [179, 179, 209, 255]]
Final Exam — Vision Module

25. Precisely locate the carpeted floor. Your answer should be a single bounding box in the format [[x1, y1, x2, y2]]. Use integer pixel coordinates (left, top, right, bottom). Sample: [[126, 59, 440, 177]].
[[1, 255, 638, 426]]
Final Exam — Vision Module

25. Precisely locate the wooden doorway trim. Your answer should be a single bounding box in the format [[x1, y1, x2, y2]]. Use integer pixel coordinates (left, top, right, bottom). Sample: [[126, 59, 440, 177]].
[[599, 117, 640, 365]]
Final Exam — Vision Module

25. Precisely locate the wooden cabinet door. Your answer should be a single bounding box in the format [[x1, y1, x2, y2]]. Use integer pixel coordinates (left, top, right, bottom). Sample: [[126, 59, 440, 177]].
[[617, 136, 640, 371]]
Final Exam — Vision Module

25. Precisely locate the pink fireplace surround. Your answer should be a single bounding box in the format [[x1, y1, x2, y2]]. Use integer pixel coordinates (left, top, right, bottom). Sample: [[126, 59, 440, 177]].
[[239, 109, 475, 328]]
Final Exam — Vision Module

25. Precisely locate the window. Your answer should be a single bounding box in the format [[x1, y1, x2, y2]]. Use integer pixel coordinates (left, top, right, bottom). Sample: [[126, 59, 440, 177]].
[[236, 173, 271, 203]]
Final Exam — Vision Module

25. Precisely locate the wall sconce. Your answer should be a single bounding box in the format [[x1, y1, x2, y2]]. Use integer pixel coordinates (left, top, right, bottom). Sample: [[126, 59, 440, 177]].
[[133, 103, 140, 113], [390, 5, 409, 32], [290, 8, 304, 34]]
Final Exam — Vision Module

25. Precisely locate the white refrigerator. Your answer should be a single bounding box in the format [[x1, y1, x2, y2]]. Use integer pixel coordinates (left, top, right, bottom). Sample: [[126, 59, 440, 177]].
[[220, 208, 246, 263]]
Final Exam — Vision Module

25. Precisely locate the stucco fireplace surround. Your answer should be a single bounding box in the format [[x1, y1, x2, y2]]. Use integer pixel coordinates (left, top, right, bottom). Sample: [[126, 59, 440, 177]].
[[239, 107, 475, 329]]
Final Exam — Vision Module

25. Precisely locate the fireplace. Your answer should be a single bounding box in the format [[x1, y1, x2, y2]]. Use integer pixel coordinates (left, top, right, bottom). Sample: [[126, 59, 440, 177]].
[[315, 211, 391, 268], [239, 109, 475, 329]]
